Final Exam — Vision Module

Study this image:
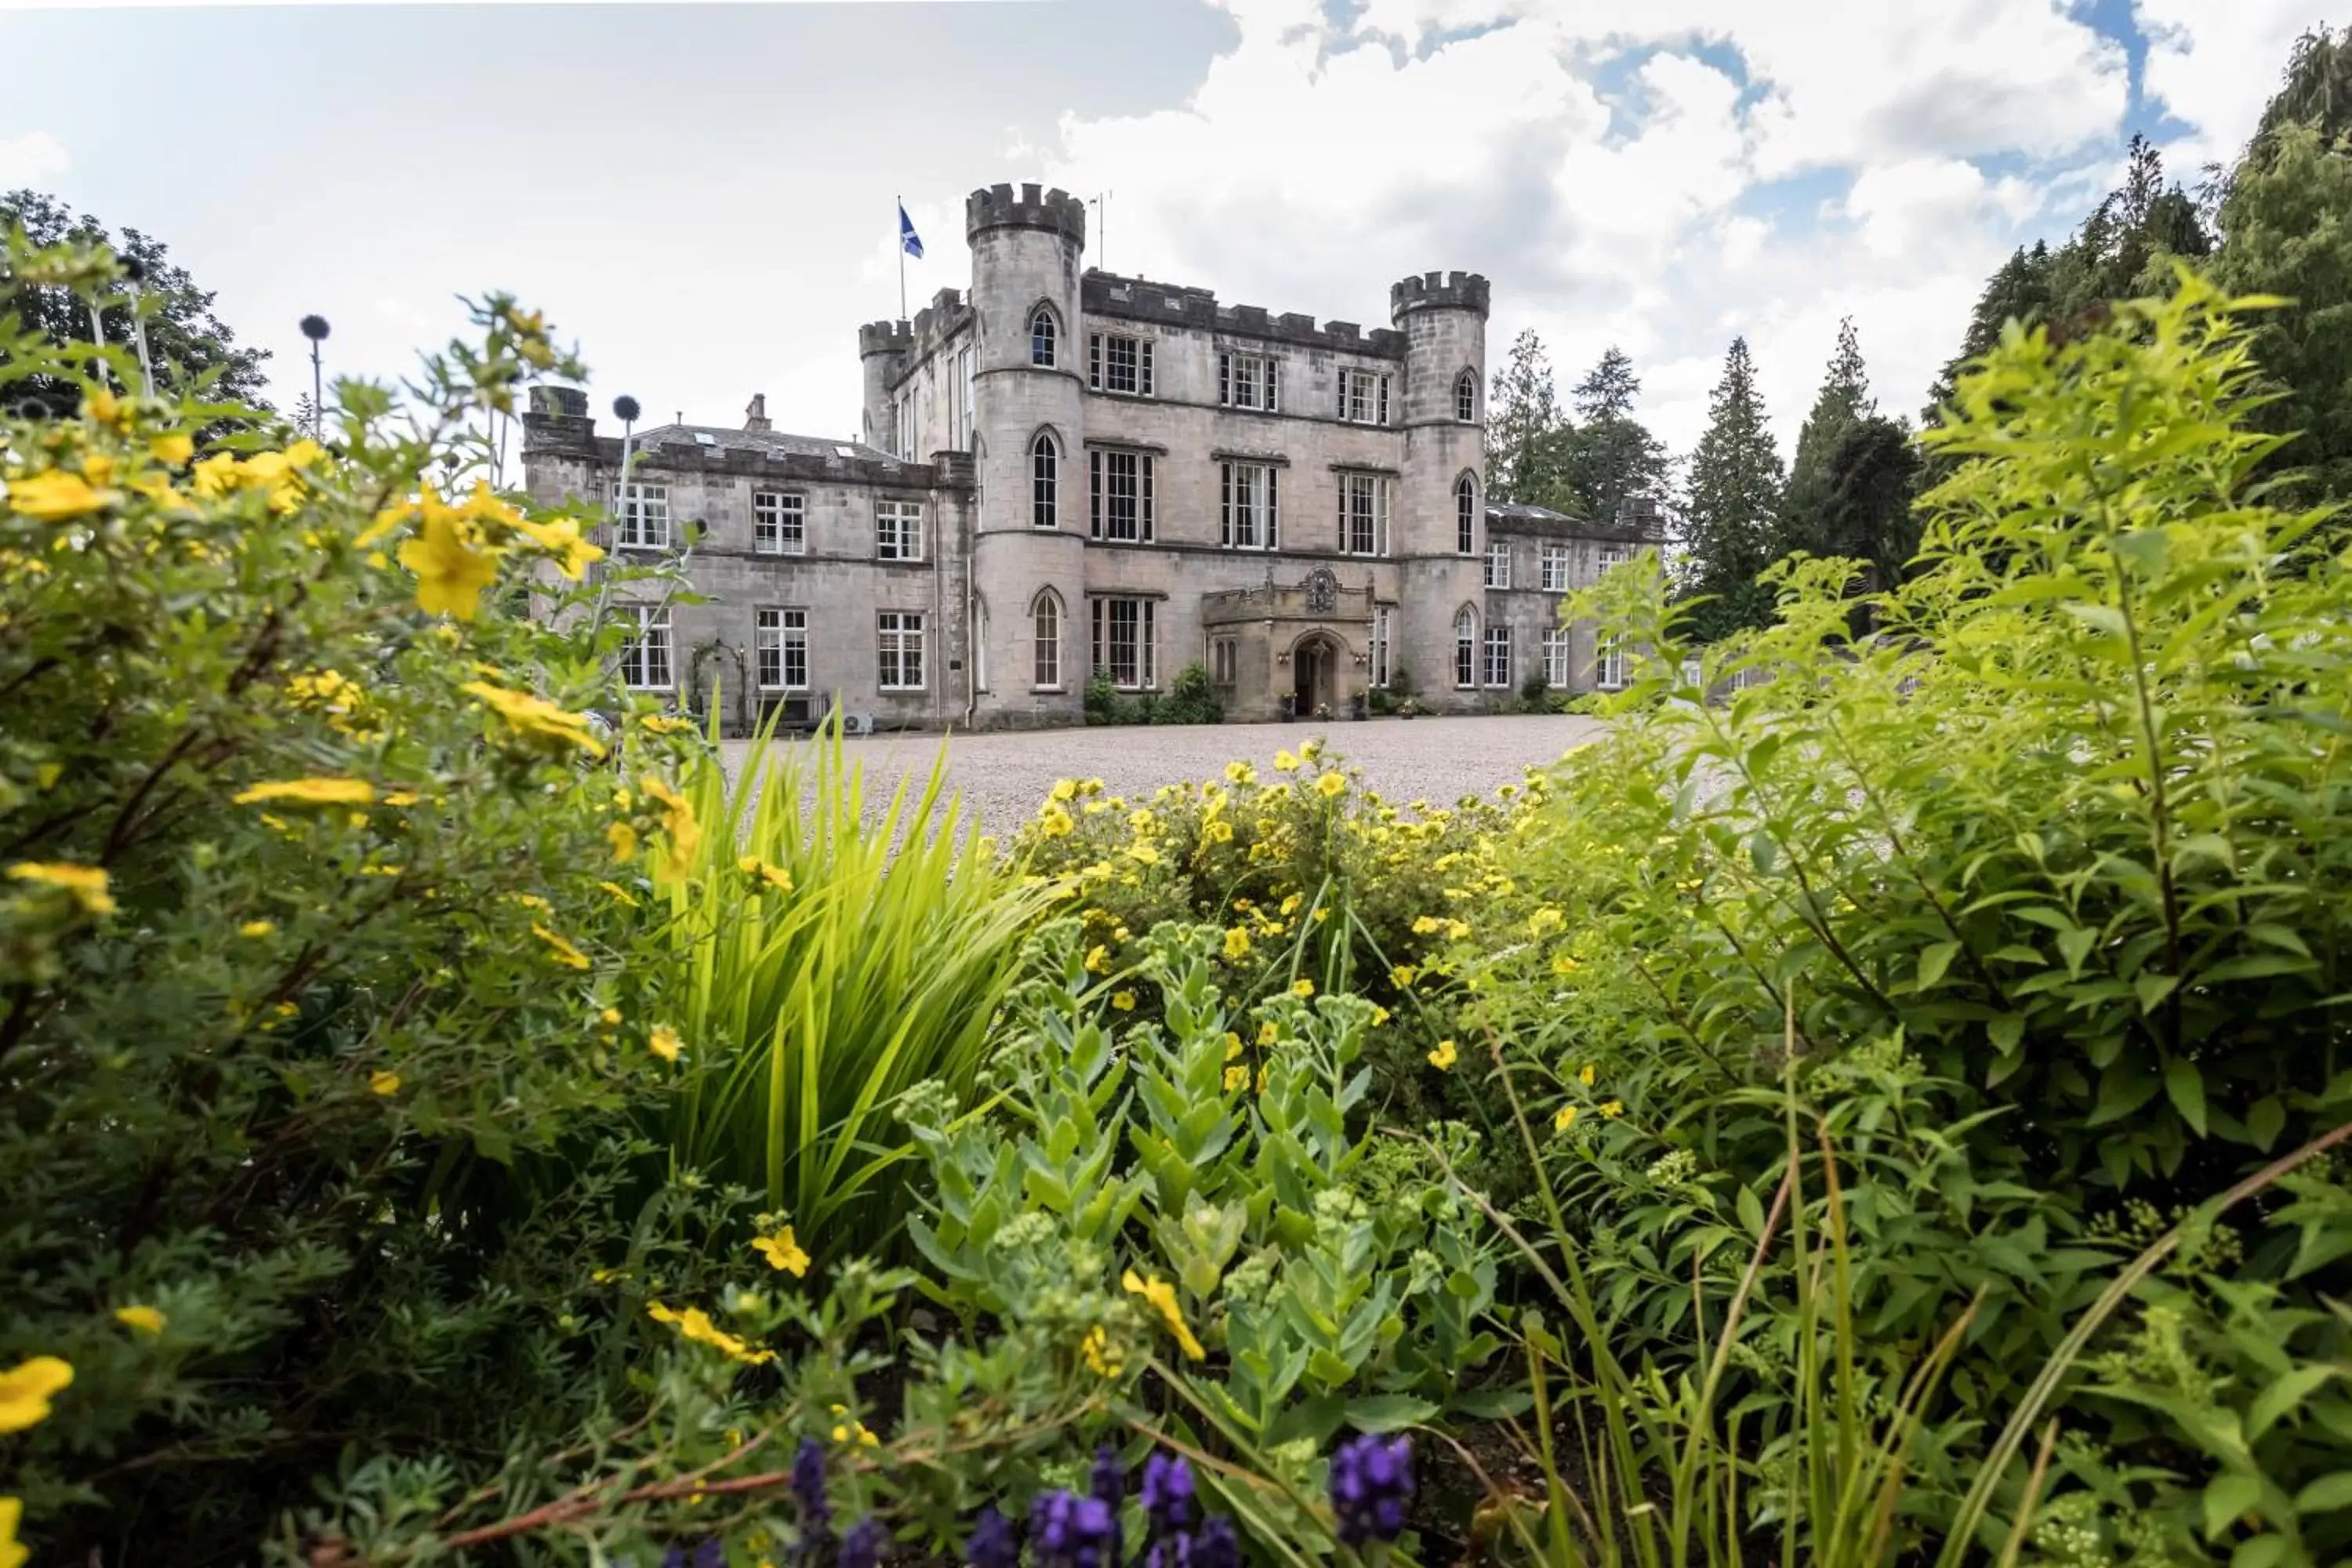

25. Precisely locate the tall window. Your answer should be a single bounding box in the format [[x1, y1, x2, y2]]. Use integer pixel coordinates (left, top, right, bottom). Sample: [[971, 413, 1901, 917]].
[[1210, 636, 1238, 687], [1596, 636, 1627, 691], [956, 347, 976, 450], [1485, 539, 1512, 590], [619, 604, 673, 690], [1595, 542, 1633, 581], [1032, 591, 1062, 689], [1454, 608, 1476, 689], [755, 608, 808, 691], [1338, 473, 1388, 557], [877, 500, 924, 561], [1483, 626, 1512, 688], [1456, 474, 1477, 554], [1088, 332, 1154, 396], [1543, 628, 1570, 689], [1221, 461, 1278, 550], [877, 611, 926, 691], [615, 483, 670, 550], [1091, 597, 1156, 689], [1088, 449, 1155, 542], [1539, 543, 1569, 592], [1370, 605, 1392, 688], [753, 492, 804, 555], [1455, 369, 1478, 423], [1032, 434, 1059, 529], [1339, 368, 1390, 425], [1031, 305, 1058, 367], [895, 397, 915, 461], [1218, 351, 1279, 412]]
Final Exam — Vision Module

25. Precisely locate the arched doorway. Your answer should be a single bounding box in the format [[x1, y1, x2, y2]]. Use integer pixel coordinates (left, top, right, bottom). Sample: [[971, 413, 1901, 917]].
[[1291, 633, 1342, 718]]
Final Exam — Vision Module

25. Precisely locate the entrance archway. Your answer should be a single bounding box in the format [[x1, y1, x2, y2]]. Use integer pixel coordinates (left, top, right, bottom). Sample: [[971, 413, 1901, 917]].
[[1291, 633, 1342, 718]]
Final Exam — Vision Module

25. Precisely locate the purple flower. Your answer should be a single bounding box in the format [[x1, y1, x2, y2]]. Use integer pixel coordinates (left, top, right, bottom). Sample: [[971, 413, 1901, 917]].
[[1327, 1433, 1414, 1546], [1142, 1534, 1189, 1568], [658, 1543, 721, 1568], [840, 1515, 890, 1568], [1030, 1488, 1119, 1568], [965, 1505, 1019, 1568], [793, 1436, 832, 1540], [1192, 1517, 1240, 1568], [1089, 1443, 1124, 1506], [1140, 1452, 1195, 1536]]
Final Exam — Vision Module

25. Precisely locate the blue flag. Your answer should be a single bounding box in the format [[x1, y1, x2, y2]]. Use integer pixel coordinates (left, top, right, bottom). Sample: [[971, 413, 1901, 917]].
[[898, 203, 924, 260]]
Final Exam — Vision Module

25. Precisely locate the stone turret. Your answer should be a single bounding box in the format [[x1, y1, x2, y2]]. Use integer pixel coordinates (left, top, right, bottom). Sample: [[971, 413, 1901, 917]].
[[857, 320, 913, 454], [966, 182, 1088, 724], [1386, 272, 1490, 690]]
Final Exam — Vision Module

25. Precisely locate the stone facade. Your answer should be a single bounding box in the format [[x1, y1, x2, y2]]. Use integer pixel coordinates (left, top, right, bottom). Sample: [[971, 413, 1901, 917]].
[[520, 180, 1665, 731]]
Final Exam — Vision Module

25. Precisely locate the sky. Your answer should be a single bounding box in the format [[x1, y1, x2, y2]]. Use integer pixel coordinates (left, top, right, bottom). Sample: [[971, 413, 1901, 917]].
[[0, 0, 2332, 459]]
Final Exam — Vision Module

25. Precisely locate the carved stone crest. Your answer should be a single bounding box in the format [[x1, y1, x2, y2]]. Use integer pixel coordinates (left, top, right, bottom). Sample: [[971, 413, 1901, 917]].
[[1301, 568, 1338, 614]]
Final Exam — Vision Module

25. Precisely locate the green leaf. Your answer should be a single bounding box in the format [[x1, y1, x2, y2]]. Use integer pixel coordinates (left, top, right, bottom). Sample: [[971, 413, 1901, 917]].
[[1342, 1394, 1439, 1432], [2249, 1365, 2338, 1439], [2292, 1472, 2352, 1515], [2205, 1473, 2262, 1543], [2165, 1057, 2209, 1137], [1736, 1183, 1766, 1239], [1917, 940, 1962, 990], [2230, 1534, 2288, 1568], [1988, 1012, 2027, 1054], [2249, 1096, 2286, 1152], [2137, 972, 2181, 1014]]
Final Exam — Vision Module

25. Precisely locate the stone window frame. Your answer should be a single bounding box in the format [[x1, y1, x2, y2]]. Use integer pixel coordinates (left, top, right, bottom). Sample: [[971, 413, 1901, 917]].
[[1485, 538, 1512, 590], [1483, 623, 1513, 689], [876, 499, 925, 562], [1595, 541, 1634, 583], [1088, 331, 1156, 397], [1370, 604, 1393, 688], [619, 603, 673, 690], [1031, 588, 1064, 691], [1455, 368, 1479, 423], [1219, 459, 1279, 550], [752, 489, 806, 557], [754, 606, 809, 691], [1453, 604, 1478, 690], [1087, 446, 1156, 543], [1218, 349, 1280, 412], [1596, 634, 1628, 691], [1091, 594, 1158, 691], [877, 610, 927, 691], [1454, 472, 1479, 554], [1543, 627, 1570, 689], [1337, 470, 1390, 557], [1209, 634, 1239, 688], [1338, 367, 1391, 426], [1029, 302, 1060, 368], [1030, 429, 1062, 530]]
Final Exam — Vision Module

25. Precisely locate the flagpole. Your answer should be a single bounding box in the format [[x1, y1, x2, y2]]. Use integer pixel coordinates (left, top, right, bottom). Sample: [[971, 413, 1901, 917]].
[[897, 194, 906, 321]]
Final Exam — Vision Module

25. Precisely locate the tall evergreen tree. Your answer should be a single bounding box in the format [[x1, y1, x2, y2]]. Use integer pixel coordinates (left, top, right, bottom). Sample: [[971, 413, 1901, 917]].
[[1678, 336, 1786, 641], [1559, 345, 1669, 524], [1484, 328, 1566, 504], [1785, 318, 1873, 542], [1813, 415, 1923, 606]]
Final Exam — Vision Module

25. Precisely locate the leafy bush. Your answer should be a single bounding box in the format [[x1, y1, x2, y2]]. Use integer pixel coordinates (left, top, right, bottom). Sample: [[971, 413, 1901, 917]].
[[1156, 660, 1224, 725], [1454, 272, 2352, 1560]]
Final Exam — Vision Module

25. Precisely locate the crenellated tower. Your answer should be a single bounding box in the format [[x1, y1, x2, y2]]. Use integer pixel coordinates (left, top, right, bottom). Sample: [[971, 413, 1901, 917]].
[[965, 183, 1089, 722], [1388, 270, 1491, 693]]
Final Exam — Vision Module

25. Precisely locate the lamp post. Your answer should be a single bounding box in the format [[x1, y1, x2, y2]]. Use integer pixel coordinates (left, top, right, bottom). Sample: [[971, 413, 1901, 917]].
[[299, 314, 330, 442]]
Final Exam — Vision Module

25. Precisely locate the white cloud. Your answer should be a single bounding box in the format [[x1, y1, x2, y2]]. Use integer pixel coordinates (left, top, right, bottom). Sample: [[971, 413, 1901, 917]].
[[2136, 0, 2332, 169], [0, 130, 70, 188]]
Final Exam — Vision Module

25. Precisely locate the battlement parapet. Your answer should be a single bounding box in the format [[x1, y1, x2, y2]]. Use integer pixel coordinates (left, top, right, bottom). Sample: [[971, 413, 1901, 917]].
[[1388, 270, 1491, 321], [858, 321, 914, 358], [965, 182, 1088, 246], [1081, 270, 1407, 360]]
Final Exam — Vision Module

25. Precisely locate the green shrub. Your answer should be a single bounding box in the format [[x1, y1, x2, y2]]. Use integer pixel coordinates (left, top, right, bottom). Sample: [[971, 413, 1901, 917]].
[[1156, 659, 1224, 724], [1083, 671, 1119, 726]]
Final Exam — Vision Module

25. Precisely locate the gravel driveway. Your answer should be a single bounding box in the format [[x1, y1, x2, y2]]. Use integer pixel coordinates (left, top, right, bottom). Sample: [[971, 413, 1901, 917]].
[[720, 713, 1610, 841]]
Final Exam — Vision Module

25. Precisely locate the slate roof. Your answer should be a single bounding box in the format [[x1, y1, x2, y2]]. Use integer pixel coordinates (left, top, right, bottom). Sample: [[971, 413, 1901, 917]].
[[1486, 499, 1669, 542], [630, 424, 900, 466]]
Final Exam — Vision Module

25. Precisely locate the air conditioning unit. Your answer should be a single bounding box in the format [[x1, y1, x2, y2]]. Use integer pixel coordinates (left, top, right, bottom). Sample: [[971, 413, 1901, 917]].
[[843, 711, 876, 737]]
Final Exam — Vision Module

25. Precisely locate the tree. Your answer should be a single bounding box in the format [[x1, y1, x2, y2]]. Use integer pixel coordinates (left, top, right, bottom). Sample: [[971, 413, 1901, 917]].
[[1, 190, 270, 419], [1484, 328, 1566, 504], [1677, 336, 1785, 641], [1784, 318, 1875, 557], [1555, 345, 1669, 525], [1812, 414, 1923, 608]]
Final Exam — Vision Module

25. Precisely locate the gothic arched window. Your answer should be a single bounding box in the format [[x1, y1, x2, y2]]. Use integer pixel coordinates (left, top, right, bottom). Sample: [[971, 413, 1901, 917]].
[[1032, 589, 1062, 689], [1455, 369, 1477, 422], [1454, 606, 1478, 689], [1456, 474, 1478, 554], [1031, 432, 1059, 528], [1030, 306, 1058, 368]]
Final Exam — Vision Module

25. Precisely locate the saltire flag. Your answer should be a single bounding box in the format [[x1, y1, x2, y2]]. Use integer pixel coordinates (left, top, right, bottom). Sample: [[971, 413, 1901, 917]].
[[899, 203, 924, 260]]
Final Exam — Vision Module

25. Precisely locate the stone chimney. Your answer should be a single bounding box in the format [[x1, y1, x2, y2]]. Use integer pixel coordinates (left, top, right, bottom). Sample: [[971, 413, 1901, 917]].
[[744, 394, 771, 432]]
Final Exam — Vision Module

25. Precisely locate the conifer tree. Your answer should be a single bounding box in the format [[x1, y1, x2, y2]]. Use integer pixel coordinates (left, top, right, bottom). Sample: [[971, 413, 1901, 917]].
[[1677, 336, 1785, 641], [1483, 328, 1566, 504], [1786, 318, 1872, 531], [1559, 346, 1669, 524]]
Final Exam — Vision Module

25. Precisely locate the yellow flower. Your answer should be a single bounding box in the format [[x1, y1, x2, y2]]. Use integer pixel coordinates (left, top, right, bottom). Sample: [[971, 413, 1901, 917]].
[[1552, 953, 1580, 977], [1579, 1064, 1596, 1086], [7, 861, 116, 916], [239, 920, 274, 938], [1204, 818, 1234, 844], [1428, 1039, 1458, 1070], [640, 714, 694, 735], [1223, 1064, 1250, 1092], [233, 777, 376, 808], [397, 496, 502, 620], [532, 924, 592, 971], [1224, 761, 1257, 786], [0, 1356, 73, 1434], [1040, 804, 1075, 837], [1222, 927, 1250, 960], [1255, 1062, 1268, 1095], [649, 1025, 684, 1063], [640, 776, 702, 881], [114, 1305, 165, 1336], [1279, 894, 1302, 916], [151, 432, 195, 466], [1126, 841, 1160, 866], [2, 1494, 27, 1568], [1084, 944, 1110, 975], [511, 514, 605, 579], [1372, 1006, 1390, 1027], [738, 855, 793, 893], [597, 880, 638, 906], [1601, 1099, 1624, 1118], [5, 468, 119, 521], [648, 1302, 775, 1366], [1410, 915, 1443, 935], [1222, 1032, 1244, 1060], [597, 1007, 622, 1027], [1555, 1104, 1578, 1133], [1290, 978, 1315, 1000], [1121, 1269, 1205, 1360], [1528, 907, 1566, 938], [1080, 1324, 1125, 1378], [1315, 771, 1346, 798], [1272, 750, 1300, 771], [1390, 964, 1417, 988], [753, 1225, 810, 1276], [607, 820, 640, 863], [1258, 1021, 1278, 1047], [1111, 990, 1137, 1012], [462, 681, 606, 757], [1051, 778, 1078, 801], [369, 1071, 401, 1097]]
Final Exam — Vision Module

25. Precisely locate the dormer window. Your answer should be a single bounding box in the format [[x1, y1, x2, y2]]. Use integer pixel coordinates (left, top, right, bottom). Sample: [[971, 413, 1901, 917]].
[[1030, 306, 1058, 368]]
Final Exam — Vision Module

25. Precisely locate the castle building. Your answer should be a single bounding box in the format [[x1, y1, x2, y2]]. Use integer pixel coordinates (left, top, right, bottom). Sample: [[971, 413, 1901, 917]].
[[520, 182, 1664, 730]]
